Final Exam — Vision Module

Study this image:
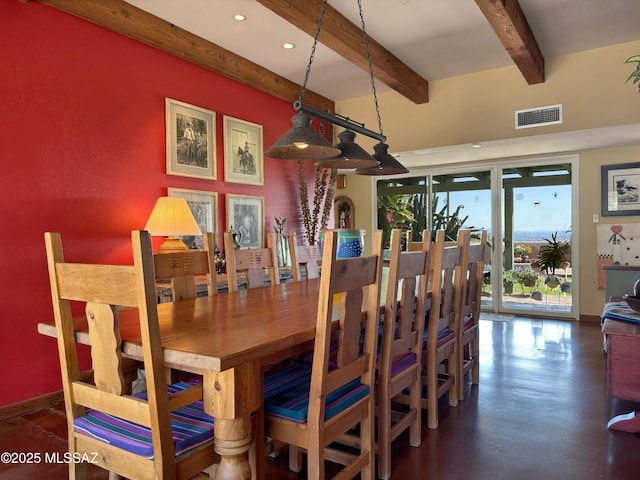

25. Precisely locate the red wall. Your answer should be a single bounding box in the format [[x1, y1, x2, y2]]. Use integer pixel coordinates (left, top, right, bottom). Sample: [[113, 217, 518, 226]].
[[0, 2, 322, 406]]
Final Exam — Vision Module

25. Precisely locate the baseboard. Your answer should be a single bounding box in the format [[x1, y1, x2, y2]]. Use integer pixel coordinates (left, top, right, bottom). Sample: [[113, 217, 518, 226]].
[[0, 370, 94, 422], [580, 314, 601, 324], [0, 390, 63, 422]]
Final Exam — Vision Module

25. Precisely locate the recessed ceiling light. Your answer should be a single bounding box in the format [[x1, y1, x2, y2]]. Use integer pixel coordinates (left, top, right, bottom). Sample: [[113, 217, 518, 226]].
[[471, 142, 483, 148], [282, 43, 295, 49], [233, 14, 246, 21]]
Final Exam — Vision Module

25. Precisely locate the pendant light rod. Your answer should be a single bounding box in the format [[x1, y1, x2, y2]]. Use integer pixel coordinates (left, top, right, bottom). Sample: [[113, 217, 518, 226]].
[[294, 101, 386, 143]]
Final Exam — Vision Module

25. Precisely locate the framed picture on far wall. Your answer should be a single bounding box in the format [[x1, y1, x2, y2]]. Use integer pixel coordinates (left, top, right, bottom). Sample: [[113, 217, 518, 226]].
[[223, 116, 264, 185], [166, 98, 216, 180], [226, 194, 264, 248], [168, 187, 217, 249], [601, 162, 640, 216]]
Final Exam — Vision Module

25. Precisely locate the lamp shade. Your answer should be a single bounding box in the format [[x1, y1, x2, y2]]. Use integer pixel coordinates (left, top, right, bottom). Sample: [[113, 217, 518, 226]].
[[144, 197, 201, 251], [355, 142, 409, 176], [314, 129, 380, 169], [265, 112, 340, 160]]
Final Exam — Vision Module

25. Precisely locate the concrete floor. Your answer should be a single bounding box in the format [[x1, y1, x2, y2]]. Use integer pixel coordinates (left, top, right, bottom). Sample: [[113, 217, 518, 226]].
[[1, 317, 639, 479]]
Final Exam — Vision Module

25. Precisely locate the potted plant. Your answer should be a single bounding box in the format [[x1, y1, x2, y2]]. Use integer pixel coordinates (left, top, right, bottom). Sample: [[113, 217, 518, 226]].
[[503, 270, 516, 294], [513, 266, 538, 292], [537, 232, 571, 275], [514, 243, 532, 263]]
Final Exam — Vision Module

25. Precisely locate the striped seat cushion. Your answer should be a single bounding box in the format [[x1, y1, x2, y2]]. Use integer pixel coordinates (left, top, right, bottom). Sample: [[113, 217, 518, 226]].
[[264, 364, 312, 401], [390, 351, 418, 376], [265, 371, 370, 424], [423, 327, 455, 347], [73, 382, 214, 458], [463, 315, 476, 331]]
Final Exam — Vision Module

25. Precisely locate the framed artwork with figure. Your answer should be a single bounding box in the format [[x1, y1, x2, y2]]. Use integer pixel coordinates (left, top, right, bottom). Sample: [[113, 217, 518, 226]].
[[334, 196, 355, 229], [166, 98, 216, 180], [601, 162, 640, 216], [226, 194, 264, 248], [223, 116, 264, 185], [168, 187, 217, 249]]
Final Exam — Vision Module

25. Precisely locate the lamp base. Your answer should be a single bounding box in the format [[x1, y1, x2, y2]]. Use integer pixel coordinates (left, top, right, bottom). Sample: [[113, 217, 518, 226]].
[[157, 237, 189, 253]]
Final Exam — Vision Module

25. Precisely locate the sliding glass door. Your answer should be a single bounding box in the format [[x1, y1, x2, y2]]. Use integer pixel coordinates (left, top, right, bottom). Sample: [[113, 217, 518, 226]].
[[499, 161, 573, 316], [375, 156, 578, 319]]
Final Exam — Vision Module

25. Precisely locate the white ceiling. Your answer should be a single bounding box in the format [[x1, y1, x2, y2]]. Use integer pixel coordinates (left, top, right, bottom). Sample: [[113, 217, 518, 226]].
[[126, 0, 640, 167]]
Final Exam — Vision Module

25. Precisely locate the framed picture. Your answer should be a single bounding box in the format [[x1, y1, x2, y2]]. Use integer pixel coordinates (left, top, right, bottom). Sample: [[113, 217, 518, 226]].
[[601, 162, 640, 216], [168, 187, 218, 249], [334, 196, 355, 229], [226, 194, 264, 248], [223, 116, 264, 185], [166, 98, 216, 180]]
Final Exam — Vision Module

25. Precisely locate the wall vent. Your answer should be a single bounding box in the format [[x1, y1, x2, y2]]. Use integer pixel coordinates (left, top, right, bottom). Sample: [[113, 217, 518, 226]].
[[515, 104, 562, 129]]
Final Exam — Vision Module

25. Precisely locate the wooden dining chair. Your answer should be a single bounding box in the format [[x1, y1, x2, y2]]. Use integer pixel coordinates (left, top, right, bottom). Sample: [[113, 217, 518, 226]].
[[456, 229, 488, 400], [262, 229, 384, 480], [376, 229, 430, 480], [223, 231, 280, 292], [153, 232, 218, 301], [288, 231, 322, 281], [421, 229, 462, 429], [44, 230, 218, 479]]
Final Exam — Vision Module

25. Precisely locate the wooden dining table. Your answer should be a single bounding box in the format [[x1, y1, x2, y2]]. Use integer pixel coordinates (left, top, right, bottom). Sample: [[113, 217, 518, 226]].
[[38, 278, 326, 480]]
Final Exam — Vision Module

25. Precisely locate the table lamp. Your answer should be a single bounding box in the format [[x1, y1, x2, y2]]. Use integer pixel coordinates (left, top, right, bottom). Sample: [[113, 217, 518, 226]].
[[144, 197, 202, 252]]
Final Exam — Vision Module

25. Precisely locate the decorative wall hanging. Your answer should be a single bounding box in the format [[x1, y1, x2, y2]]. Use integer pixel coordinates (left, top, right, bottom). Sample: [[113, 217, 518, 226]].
[[601, 162, 640, 216], [224, 116, 264, 185], [596, 223, 640, 288], [165, 98, 216, 180]]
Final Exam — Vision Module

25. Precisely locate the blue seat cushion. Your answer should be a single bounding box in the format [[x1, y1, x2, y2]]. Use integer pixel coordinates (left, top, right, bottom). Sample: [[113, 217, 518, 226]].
[[73, 382, 214, 458], [265, 370, 370, 424]]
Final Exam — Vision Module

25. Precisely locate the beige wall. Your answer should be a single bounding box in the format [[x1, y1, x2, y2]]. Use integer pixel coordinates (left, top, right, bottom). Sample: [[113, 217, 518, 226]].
[[334, 40, 640, 318]]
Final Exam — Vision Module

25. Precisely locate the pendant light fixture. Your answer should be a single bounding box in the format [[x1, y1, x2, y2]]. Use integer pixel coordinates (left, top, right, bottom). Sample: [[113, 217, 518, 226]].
[[314, 128, 379, 169], [354, 141, 409, 175], [265, 0, 408, 176]]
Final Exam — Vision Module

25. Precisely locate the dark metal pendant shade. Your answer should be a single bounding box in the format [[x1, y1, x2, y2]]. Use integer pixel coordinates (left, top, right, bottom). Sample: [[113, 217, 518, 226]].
[[265, 112, 340, 160], [355, 142, 409, 175], [314, 129, 380, 169]]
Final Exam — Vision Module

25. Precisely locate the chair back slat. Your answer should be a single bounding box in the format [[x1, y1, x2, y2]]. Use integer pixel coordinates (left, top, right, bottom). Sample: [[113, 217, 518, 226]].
[[224, 231, 280, 291], [154, 250, 209, 278], [153, 232, 217, 297], [288, 232, 321, 281], [55, 263, 138, 307], [86, 302, 126, 395]]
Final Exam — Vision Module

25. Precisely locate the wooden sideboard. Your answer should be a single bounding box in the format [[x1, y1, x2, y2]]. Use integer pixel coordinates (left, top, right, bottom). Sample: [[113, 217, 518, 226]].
[[602, 318, 640, 403]]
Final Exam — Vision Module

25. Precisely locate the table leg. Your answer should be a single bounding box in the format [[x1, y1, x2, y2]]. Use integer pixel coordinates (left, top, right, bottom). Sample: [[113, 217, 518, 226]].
[[203, 361, 261, 480], [213, 417, 252, 480]]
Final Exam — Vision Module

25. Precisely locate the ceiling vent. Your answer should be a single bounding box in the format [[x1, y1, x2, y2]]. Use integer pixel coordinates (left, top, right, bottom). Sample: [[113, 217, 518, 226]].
[[515, 104, 562, 129]]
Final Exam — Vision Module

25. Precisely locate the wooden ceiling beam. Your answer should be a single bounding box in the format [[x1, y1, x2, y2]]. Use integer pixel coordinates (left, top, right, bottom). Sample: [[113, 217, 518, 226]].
[[257, 0, 429, 104], [474, 0, 545, 84], [26, 0, 335, 112]]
